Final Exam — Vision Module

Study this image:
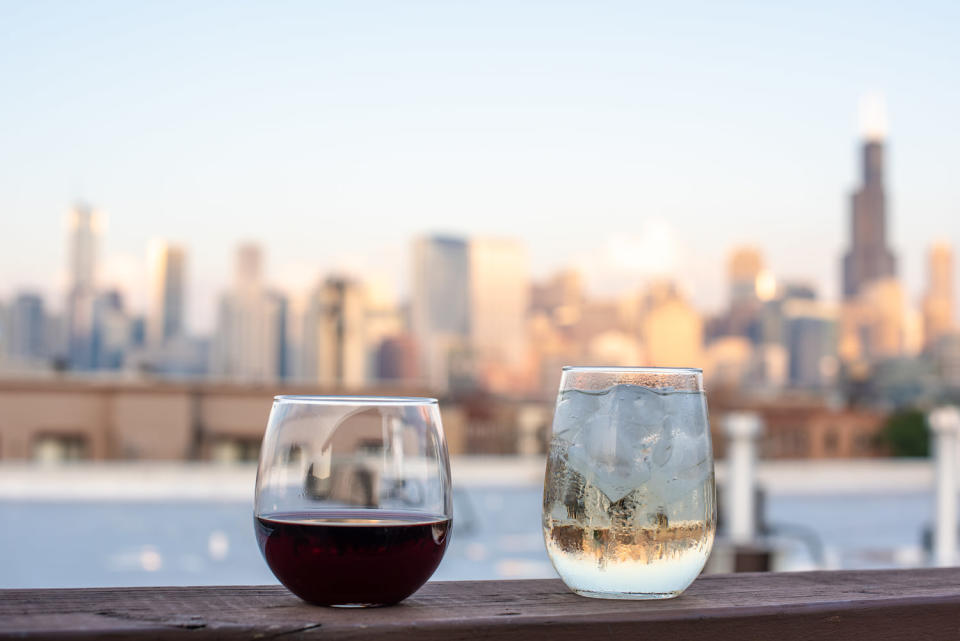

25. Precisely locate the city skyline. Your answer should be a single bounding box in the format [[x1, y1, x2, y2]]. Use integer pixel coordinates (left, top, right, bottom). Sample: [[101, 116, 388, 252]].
[[2, 2, 960, 332], [1, 193, 955, 339], [0, 158, 956, 401]]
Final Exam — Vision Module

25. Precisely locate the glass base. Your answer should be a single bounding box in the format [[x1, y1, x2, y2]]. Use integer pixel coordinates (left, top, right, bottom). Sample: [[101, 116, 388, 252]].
[[573, 589, 681, 600], [327, 603, 386, 608]]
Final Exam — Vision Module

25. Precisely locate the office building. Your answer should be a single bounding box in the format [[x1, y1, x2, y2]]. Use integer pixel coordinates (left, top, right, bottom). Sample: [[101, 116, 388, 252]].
[[531, 269, 584, 327], [301, 276, 367, 387], [640, 281, 703, 368], [65, 203, 101, 369], [729, 247, 764, 306], [842, 98, 897, 299], [6, 293, 47, 363], [923, 242, 954, 348], [784, 299, 839, 389], [840, 277, 907, 363], [92, 290, 131, 370], [147, 241, 187, 347], [376, 334, 419, 382], [410, 236, 471, 391], [210, 245, 286, 382], [469, 237, 530, 393]]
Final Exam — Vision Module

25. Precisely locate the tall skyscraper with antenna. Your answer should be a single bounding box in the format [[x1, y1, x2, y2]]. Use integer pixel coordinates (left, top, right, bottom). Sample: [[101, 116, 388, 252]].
[[842, 95, 897, 300], [65, 202, 101, 369]]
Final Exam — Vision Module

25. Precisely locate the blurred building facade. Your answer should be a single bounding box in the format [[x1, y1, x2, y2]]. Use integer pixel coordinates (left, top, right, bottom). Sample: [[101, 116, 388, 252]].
[[0, 378, 890, 462], [91, 290, 133, 370], [923, 242, 955, 349], [469, 237, 530, 394], [65, 203, 101, 370], [147, 241, 186, 348], [641, 281, 703, 367], [2, 102, 957, 412], [300, 276, 367, 387], [842, 132, 896, 300], [210, 244, 287, 382], [4, 293, 47, 365], [411, 236, 471, 391]]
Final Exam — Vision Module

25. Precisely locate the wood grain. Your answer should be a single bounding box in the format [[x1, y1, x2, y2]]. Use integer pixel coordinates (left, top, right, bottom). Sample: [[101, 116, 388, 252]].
[[2, 569, 959, 640]]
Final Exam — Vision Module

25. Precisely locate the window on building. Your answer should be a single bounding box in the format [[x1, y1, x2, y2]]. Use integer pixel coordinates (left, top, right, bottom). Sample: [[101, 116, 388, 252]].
[[854, 433, 872, 454], [824, 428, 839, 454], [33, 434, 89, 462], [210, 437, 261, 463]]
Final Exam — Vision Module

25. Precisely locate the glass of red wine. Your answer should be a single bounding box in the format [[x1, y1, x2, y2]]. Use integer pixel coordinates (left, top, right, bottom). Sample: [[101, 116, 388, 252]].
[[254, 396, 452, 607]]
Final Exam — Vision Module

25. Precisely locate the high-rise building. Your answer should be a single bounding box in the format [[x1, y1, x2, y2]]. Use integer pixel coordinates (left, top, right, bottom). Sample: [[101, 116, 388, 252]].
[[723, 246, 774, 339], [235, 244, 263, 290], [783, 299, 838, 389], [210, 245, 286, 382], [923, 242, 954, 348], [531, 269, 583, 324], [92, 290, 131, 370], [469, 237, 530, 393], [529, 270, 585, 398], [69, 203, 97, 292], [729, 247, 764, 306], [410, 236, 471, 391], [640, 281, 703, 368], [840, 277, 907, 362], [65, 203, 101, 369], [301, 276, 367, 387], [363, 290, 407, 384], [6, 293, 47, 363], [376, 335, 419, 382], [147, 241, 187, 347], [842, 99, 897, 300]]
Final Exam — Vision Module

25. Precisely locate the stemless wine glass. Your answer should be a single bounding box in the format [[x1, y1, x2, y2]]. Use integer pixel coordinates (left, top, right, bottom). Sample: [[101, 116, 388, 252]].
[[542, 367, 716, 600], [254, 396, 452, 607]]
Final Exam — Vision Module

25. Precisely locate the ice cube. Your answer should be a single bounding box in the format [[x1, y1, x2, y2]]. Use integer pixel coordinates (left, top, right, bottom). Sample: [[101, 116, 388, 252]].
[[551, 389, 600, 441], [652, 430, 674, 467], [554, 385, 651, 502], [552, 384, 712, 504], [674, 391, 708, 437]]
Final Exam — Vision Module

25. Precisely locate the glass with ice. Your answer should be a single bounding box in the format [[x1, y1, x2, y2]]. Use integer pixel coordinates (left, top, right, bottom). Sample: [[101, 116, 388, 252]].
[[542, 366, 716, 599]]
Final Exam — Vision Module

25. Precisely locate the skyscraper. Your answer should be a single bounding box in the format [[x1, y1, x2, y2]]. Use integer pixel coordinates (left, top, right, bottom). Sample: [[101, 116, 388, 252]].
[[783, 299, 838, 389], [640, 281, 703, 368], [92, 290, 131, 370], [728, 247, 764, 306], [210, 245, 286, 382], [301, 276, 367, 387], [840, 278, 907, 361], [6, 293, 46, 363], [410, 236, 471, 391], [842, 98, 897, 300], [923, 242, 955, 348], [469, 237, 530, 393], [723, 246, 774, 339], [65, 203, 101, 369], [147, 241, 187, 347]]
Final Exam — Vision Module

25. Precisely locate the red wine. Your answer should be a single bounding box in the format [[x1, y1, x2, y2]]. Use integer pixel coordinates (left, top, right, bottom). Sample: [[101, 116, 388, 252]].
[[255, 510, 451, 606]]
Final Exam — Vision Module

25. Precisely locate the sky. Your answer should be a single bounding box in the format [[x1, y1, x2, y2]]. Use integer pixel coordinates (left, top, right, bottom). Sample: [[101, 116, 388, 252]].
[[1, 0, 959, 332]]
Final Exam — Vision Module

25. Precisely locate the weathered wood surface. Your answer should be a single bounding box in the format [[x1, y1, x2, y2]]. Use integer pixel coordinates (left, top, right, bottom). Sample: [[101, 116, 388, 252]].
[[2, 569, 960, 640]]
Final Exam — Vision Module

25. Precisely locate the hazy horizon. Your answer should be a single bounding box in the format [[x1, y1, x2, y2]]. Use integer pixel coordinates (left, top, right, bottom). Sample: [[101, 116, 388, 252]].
[[2, 1, 959, 332]]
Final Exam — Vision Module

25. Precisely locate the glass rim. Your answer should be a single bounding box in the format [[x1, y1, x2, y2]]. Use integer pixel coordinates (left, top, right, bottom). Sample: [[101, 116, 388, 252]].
[[561, 365, 703, 374], [273, 395, 439, 405]]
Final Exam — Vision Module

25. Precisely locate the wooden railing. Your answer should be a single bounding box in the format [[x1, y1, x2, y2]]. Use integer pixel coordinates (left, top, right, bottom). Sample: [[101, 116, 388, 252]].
[[2, 568, 958, 640]]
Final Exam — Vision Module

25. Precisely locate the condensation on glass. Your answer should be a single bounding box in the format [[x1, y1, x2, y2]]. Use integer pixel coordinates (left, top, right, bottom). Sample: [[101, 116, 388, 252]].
[[542, 367, 716, 599]]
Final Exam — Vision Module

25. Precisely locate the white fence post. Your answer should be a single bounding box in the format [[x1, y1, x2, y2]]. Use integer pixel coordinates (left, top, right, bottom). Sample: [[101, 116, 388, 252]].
[[724, 412, 764, 545], [930, 406, 960, 567]]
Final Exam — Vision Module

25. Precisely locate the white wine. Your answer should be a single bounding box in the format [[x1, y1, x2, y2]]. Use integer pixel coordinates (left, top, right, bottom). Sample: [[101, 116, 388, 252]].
[[542, 383, 716, 599]]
